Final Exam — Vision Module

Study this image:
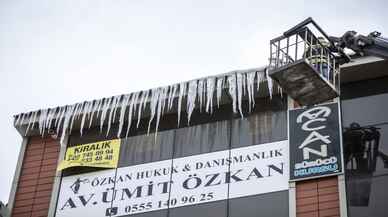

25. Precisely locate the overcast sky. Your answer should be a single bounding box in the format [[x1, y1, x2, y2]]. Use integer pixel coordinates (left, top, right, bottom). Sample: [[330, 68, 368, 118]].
[[0, 0, 386, 202]]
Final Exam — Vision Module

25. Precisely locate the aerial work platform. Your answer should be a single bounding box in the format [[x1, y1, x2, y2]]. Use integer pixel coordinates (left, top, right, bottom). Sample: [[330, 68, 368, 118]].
[[268, 18, 340, 106]]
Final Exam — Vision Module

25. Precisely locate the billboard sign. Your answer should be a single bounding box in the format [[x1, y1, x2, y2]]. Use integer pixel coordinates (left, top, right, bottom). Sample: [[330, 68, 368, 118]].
[[56, 140, 289, 217], [289, 102, 343, 181], [57, 139, 121, 171]]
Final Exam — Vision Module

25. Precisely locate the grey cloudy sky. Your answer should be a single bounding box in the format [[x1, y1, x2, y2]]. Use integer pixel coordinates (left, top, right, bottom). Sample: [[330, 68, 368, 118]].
[[0, 0, 386, 202]]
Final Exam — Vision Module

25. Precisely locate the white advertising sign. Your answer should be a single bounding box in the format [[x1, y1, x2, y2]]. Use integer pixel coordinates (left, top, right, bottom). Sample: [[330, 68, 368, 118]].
[[56, 140, 289, 217]]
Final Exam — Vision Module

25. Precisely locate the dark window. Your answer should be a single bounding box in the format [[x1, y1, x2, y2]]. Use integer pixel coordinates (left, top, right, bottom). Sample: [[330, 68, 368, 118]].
[[170, 118, 230, 217], [228, 191, 289, 217], [341, 77, 388, 217], [118, 130, 174, 167], [228, 96, 288, 217], [231, 96, 287, 148], [173, 120, 230, 158], [168, 201, 228, 217]]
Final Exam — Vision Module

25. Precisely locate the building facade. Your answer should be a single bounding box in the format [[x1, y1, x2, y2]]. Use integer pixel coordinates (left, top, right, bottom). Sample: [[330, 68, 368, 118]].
[[7, 57, 388, 217]]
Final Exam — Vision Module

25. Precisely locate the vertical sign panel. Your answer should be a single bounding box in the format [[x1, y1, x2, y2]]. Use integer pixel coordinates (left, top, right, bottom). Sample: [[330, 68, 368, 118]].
[[289, 102, 343, 181]]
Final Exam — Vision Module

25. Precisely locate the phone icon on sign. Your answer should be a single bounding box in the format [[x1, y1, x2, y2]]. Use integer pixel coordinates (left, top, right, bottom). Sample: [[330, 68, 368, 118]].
[[106, 207, 118, 216]]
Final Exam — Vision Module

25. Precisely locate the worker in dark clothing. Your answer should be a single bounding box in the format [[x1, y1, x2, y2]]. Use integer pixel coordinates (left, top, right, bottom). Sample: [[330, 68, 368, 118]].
[[305, 37, 331, 81]]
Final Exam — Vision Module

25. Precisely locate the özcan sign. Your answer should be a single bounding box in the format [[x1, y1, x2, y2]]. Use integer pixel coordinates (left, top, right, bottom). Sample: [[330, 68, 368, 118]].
[[289, 102, 343, 181], [55, 140, 289, 217]]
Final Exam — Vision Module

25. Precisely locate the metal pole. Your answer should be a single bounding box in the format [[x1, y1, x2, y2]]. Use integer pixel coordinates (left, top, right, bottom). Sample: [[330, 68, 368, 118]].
[[303, 28, 307, 59], [333, 58, 336, 88], [295, 34, 298, 60], [320, 46, 324, 77], [327, 53, 331, 82], [270, 43, 273, 68], [310, 33, 313, 67], [286, 37, 290, 64], [276, 40, 280, 68]]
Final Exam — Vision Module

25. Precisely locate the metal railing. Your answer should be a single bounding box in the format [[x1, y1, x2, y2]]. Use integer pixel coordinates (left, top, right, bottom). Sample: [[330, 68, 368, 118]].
[[269, 26, 340, 89]]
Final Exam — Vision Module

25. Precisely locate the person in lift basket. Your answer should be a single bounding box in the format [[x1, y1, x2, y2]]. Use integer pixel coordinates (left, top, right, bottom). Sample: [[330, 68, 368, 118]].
[[305, 36, 331, 81]]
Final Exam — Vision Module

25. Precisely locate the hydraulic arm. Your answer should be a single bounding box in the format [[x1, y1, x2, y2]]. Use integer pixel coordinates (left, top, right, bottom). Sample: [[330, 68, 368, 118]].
[[331, 31, 388, 60]]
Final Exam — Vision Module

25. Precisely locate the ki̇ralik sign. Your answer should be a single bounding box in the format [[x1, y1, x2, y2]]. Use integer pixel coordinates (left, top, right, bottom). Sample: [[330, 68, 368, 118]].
[[57, 139, 121, 171], [55, 140, 289, 217], [289, 102, 343, 181]]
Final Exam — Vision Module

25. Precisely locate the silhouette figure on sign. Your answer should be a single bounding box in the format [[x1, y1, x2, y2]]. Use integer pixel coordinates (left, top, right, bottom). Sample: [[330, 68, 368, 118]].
[[70, 178, 89, 194]]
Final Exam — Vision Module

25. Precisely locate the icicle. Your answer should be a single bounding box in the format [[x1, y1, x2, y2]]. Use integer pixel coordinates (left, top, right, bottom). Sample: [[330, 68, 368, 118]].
[[55, 107, 65, 134], [216, 77, 224, 108], [60, 105, 76, 146], [75, 103, 83, 121], [14, 114, 21, 126], [155, 87, 168, 138], [278, 85, 283, 98], [125, 94, 135, 137], [265, 68, 273, 99], [111, 96, 122, 125], [160, 87, 168, 116], [89, 99, 101, 129], [20, 113, 25, 126], [80, 101, 92, 136], [246, 71, 256, 112], [25, 112, 33, 135], [177, 82, 186, 126], [45, 109, 54, 131], [168, 84, 178, 111], [197, 79, 204, 112], [117, 94, 131, 138], [132, 93, 140, 120], [54, 107, 65, 135], [186, 80, 198, 125], [137, 91, 148, 128], [242, 73, 247, 97], [227, 74, 237, 114], [85, 100, 94, 125], [106, 95, 121, 137], [19, 113, 26, 127], [30, 111, 39, 133], [236, 73, 244, 118], [147, 89, 160, 134], [38, 109, 49, 136], [69, 103, 82, 133], [15, 114, 21, 126], [257, 70, 264, 91], [18, 114, 23, 125], [15, 113, 22, 126], [96, 98, 104, 121], [126, 92, 139, 137], [206, 77, 215, 113], [100, 97, 112, 132]]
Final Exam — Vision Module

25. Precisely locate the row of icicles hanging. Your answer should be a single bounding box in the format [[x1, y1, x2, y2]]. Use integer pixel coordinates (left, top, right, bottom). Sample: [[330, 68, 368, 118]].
[[14, 69, 276, 146]]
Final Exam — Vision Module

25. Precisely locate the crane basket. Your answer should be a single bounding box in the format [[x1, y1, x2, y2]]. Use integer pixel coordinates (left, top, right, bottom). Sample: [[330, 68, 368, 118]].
[[268, 18, 340, 106]]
